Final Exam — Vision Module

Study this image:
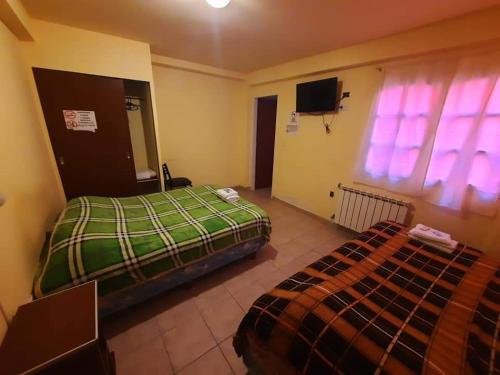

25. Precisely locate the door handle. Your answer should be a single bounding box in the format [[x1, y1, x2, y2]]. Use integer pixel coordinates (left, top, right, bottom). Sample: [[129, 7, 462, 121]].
[[126, 152, 131, 160], [58, 156, 65, 166]]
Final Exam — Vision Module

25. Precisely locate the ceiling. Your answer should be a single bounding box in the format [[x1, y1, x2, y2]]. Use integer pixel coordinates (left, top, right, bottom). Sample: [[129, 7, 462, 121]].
[[21, 0, 500, 72]]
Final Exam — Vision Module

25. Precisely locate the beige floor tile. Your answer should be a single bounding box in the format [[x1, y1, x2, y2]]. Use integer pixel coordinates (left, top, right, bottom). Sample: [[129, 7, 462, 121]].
[[190, 266, 237, 290], [220, 337, 248, 375], [194, 283, 233, 312], [162, 312, 216, 371], [299, 250, 323, 266], [115, 337, 173, 375], [278, 250, 322, 276], [295, 228, 338, 248], [270, 247, 297, 268], [271, 239, 313, 268], [200, 261, 250, 286], [270, 216, 295, 230], [277, 236, 312, 252], [232, 283, 266, 311], [269, 229, 300, 247], [103, 297, 170, 338], [108, 318, 160, 356], [313, 239, 338, 255], [155, 297, 199, 333], [200, 295, 245, 342], [257, 268, 288, 290], [245, 259, 279, 278], [254, 244, 278, 263], [223, 271, 255, 295], [177, 347, 233, 375]]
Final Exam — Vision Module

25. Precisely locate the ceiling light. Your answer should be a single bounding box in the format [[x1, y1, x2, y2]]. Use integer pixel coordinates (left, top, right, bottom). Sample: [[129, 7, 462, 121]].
[[206, 0, 231, 8]]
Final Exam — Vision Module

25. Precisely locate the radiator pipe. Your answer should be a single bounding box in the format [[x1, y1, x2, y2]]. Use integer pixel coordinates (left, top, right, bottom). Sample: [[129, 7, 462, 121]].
[[337, 183, 410, 207]]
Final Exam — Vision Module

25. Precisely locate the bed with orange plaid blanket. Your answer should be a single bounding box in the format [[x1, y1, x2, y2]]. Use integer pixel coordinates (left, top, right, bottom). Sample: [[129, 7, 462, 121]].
[[234, 221, 500, 374]]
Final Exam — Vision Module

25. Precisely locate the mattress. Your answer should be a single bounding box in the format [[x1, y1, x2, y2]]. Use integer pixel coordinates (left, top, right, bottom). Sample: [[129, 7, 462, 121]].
[[34, 185, 271, 297], [234, 221, 500, 375]]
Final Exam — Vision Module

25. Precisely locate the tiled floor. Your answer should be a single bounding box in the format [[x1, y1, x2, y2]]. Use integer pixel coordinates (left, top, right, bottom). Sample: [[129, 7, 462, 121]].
[[103, 188, 355, 375]]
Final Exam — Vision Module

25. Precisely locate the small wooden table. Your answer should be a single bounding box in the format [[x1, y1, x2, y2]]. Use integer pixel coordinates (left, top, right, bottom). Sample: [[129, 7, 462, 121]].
[[0, 281, 115, 374]]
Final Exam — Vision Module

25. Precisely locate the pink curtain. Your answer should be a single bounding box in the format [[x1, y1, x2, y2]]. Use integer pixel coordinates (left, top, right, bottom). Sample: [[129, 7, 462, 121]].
[[355, 53, 500, 216]]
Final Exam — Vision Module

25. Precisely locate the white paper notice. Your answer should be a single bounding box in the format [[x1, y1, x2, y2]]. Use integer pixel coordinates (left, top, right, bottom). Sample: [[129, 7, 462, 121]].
[[63, 110, 98, 132]]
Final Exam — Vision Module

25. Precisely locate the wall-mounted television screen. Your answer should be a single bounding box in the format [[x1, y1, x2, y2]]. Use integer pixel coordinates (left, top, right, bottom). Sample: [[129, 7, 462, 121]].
[[296, 77, 338, 113]]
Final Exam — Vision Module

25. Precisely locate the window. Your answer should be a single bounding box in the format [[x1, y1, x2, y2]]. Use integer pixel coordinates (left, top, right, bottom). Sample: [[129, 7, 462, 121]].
[[365, 82, 439, 181], [424, 73, 500, 212], [356, 56, 500, 215], [356, 62, 450, 196], [464, 79, 500, 197]]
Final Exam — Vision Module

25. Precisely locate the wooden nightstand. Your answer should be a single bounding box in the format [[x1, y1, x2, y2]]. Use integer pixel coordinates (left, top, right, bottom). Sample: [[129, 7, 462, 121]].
[[0, 281, 115, 374]]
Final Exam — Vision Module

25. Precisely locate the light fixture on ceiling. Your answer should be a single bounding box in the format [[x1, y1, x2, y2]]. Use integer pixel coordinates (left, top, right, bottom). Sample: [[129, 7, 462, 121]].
[[206, 0, 231, 8]]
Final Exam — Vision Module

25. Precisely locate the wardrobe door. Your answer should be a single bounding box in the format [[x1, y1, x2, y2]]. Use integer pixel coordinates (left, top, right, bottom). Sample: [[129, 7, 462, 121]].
[[34, 68, 137, 199]]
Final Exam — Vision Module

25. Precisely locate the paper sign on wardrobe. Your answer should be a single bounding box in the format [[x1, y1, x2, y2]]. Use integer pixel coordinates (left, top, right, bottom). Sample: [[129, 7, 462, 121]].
[[63, 110, 98, 132]]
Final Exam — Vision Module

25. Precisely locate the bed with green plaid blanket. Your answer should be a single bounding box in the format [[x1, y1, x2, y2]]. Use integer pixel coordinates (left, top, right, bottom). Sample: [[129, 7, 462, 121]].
[[34, 185, 271, 298]]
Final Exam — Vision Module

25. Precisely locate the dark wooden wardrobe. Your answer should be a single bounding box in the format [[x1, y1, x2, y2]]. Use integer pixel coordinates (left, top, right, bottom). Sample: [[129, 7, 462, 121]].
[[33, 68, 160, 200]]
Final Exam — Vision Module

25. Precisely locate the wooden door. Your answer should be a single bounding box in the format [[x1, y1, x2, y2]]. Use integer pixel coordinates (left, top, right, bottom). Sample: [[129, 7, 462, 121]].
[[33, 68, 137, 199], [255, 96, 277, 189]]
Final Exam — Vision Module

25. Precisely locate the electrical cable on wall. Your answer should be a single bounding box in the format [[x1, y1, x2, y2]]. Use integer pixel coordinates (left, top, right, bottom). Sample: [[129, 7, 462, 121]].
[[321, 112, 337, 134], [317, 91, 350, 134]]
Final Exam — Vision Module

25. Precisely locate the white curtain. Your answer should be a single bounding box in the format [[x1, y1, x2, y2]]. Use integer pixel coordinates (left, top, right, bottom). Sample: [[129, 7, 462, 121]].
[[354, 61, 453, 195], [424, 55, 500, 215], [355, 52, 500, 216]]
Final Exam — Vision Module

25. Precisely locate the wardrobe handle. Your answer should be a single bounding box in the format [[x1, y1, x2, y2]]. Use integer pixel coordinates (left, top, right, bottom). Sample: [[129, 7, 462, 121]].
[[126, 152, 131, 160], [58, 156, 65, 166]]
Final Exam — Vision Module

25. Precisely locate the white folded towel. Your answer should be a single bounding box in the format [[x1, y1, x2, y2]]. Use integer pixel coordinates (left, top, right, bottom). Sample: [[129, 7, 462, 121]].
[[408, 234, 458, 254], [136, 168, 157, 181], [216, 188, 240, 203], [409, 224, 452, 245]]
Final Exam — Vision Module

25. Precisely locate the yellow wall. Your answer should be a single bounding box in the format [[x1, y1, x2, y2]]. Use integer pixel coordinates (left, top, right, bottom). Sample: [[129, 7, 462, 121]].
[[22, 20, 154, 82], [0, 20, 61, 336], [21, 20, 163, 202], [249, 7, 500, 85], [0, 0, 33, 41], [246, 8, 500, 255], [153, 64, 248, 187], [0, 15, 164, 343]]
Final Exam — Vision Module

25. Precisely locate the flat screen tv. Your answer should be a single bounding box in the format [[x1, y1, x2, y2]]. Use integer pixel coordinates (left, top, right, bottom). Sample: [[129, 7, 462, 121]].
[[296, 77, 338, 113]]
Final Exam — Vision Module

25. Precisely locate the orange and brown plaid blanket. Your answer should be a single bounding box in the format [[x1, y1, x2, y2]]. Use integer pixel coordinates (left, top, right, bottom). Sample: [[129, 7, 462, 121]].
[[234, 222, 500, 375]]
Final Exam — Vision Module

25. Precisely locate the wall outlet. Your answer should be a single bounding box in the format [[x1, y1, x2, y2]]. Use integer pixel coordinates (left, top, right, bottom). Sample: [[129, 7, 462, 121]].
[[329, 191, 334, 198]]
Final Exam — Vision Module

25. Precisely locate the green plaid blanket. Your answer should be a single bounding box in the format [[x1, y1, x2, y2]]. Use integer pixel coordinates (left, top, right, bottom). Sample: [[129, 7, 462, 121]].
[[34, 185, 271, 297]]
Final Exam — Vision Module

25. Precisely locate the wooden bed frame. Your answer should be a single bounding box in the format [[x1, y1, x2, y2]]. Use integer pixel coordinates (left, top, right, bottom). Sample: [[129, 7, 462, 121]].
[[99, 236, 267, 316]]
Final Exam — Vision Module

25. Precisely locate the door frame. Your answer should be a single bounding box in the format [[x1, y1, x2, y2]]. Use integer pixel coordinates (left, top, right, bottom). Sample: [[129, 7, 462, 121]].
[[250, 95, 278, 190]]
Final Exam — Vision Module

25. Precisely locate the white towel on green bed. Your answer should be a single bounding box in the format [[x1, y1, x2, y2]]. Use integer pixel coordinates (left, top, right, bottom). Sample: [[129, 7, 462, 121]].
[[216, 188, 239, 203]]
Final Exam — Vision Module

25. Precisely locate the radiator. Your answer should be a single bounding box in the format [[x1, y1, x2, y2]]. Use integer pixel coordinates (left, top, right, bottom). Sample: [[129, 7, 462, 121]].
[[334, 183, 410, 232]]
